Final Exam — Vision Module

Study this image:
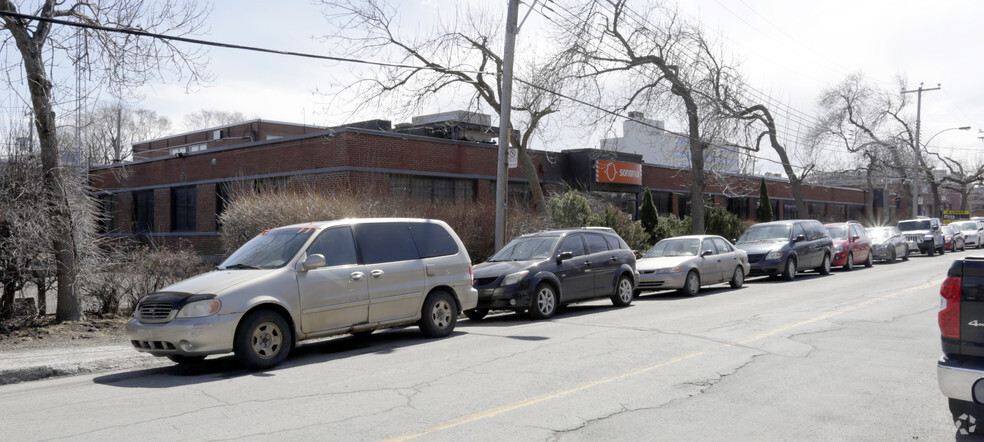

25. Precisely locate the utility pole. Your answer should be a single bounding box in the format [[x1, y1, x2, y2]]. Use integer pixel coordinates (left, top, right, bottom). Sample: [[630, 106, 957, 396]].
[[494, 0, 520, 251], [902, 82, 940, 217]]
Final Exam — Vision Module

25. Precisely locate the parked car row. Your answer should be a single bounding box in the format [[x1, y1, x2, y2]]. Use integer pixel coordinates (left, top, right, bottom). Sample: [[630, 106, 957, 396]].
[[125, 215, 984, 371]]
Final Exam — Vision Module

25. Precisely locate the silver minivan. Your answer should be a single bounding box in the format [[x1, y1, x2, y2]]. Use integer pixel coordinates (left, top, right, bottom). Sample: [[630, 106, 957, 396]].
[[126, 218, 478, 369]]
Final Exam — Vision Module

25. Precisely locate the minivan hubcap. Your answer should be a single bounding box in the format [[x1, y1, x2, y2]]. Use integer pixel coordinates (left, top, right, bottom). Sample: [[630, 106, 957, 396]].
[[431, 300, 452, 329], [251, 322, 282, 359]]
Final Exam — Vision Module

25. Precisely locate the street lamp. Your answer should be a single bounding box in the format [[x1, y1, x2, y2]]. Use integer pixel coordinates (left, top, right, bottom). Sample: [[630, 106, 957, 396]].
[[913, 125, 971, 216]]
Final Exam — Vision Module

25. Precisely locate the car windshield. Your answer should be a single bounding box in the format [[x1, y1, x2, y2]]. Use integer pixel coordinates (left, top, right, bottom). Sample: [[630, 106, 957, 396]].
[[490, 236, 559, 261], [219, 227, 316, 270], [644, 238, 701, 257], [866, 228, 891, 239], [826, 226, 848, 240], [899, 220, 931, 231], [954, 222, 979, 232], [943, 226, 957, 235], [736, 225, 791, 244]]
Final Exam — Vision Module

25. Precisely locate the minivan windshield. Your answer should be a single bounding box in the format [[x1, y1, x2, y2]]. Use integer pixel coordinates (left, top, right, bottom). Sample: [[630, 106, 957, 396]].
[[490, 236, 559, 261], [644, 238, 700, 258], [899, 220, 931, 231], [219, 227, 316, 270], [736, 225, 791, 244], [826, 226, 849, 240]]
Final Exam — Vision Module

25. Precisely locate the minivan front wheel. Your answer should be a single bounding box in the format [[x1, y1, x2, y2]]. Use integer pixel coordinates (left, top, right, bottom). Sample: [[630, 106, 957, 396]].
[[781, 258, 797, 281], [530, 283, 558, 320], [420, 290, 457, 338], [234, 310, 292, 370]]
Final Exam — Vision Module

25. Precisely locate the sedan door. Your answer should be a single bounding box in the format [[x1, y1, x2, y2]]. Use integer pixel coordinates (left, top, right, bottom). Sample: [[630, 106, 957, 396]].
[[296, 226, 370, 334], [710, 237, 743, 283]]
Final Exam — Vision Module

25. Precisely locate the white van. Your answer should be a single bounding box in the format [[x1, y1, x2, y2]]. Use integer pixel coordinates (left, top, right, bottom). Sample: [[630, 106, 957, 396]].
[[126, 218, 478, 369]]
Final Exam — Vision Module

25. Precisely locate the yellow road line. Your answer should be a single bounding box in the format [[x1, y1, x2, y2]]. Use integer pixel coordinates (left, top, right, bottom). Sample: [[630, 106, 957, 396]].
[[388, 279, 942, 441]]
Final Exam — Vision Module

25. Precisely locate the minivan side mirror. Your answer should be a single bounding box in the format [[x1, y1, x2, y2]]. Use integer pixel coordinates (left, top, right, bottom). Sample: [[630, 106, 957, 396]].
[[302, 253, 326, 271], [557, 251, 574, 263], [793, 234, 806, 242]]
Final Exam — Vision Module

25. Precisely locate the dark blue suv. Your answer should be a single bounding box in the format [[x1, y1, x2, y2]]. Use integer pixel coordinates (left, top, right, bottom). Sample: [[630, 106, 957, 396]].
[[468, 228, 637, 320]]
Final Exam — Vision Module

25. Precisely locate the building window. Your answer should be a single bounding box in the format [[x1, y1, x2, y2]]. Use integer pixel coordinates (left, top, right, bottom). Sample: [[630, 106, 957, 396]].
[[848, 205, 864, 221], [727, 197, 751, 220], [254, 176, 288, 194], [171, 186, 197, 232], [216, 182, 231, 231], [783, 202, 798, 220], [809, 202, 826, 220], [389, 174, 477, 203], [133, 190, 154, 234], [677, 193, 690, 218], [169, 146, 186, 156], [188, 143, 207, 153], [653, 191, 672, 216], [97, 194, 118, 233]]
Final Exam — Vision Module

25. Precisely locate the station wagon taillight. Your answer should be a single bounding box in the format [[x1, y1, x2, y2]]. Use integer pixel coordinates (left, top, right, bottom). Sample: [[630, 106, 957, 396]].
[[940, 276, 962, 339]]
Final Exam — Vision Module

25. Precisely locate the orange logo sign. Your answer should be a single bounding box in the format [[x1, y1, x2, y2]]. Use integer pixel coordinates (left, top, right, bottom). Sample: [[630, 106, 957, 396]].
[[595, 160, 642, 185]]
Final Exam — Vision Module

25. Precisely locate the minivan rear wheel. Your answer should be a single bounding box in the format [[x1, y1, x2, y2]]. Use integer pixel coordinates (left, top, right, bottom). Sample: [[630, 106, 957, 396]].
[[234, 310, 292, 370], [419, 290, 457, 338], [817, 254, 831, 275], [611, 275, 633, 307]]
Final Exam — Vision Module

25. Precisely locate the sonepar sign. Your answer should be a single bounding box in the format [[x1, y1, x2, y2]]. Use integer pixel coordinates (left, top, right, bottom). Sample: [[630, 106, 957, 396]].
[[943, 210, 971, 225]]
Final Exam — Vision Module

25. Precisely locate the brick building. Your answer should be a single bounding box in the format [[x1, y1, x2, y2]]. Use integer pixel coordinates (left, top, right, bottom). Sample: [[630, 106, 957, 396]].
[[90, 113, 869, 259]]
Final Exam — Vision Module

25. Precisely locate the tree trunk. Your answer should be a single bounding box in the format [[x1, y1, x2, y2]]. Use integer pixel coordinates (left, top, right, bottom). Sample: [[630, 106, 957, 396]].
[[517, 146, 547, 216], [12, 22, 83, 322]]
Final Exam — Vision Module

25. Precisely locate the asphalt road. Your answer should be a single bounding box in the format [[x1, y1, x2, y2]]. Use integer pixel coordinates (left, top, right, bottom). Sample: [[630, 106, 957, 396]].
[[0, 249, 966, 440]]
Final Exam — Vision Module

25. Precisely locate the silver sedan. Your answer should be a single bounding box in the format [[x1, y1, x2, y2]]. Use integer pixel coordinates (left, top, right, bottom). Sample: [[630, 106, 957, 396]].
[[636, 235, 750, 296]]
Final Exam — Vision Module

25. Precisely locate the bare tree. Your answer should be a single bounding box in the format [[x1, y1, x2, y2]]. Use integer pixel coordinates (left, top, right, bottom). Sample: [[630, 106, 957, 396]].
[[319, 0, 583, 212], [935, 152, 984, 211], [182, 109, 248, 131], [565, 0, 746, 233], [813, 73, 921, 220], [59, 102, 172, 166], [0, 0, 209, 321]]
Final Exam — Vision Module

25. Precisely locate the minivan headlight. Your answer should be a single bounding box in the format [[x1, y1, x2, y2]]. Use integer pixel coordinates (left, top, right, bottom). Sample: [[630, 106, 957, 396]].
[[765, 250, 783, 260], [176, 299, 221, 318], [501, 270, 529, 286]]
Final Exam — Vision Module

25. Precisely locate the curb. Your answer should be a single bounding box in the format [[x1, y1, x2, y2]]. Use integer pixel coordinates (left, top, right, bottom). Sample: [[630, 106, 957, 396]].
[[0, 346, 168, 385]]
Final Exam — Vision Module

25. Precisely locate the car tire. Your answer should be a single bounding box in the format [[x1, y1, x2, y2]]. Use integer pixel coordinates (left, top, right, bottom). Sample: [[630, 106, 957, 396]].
[[940, 243, 946, 255], [887, 248, 896, 264], [529, 283, 558, 320], [633, 289, 642, 298], [611, 275, 634, 307], [464, 308, 488, 321], [167, 355, 206, 365], [679, 271, 700, 296], [962, 241, 966, 252], [902, 245, 909, 261], [817, 253, 831, 275], [781, 258, 797, 281], [864, 252, 873, 268], [929, 245, 935, 257], [234, 310, 292, 370], [729, 266, 744, 288], [419, 290, 458, 338], [978, 239, 982, 249], [844, 253, 854, 271]]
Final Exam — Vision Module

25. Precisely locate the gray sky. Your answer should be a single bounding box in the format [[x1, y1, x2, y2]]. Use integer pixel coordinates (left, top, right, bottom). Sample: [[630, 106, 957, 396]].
[[122, 0, 984, 170]]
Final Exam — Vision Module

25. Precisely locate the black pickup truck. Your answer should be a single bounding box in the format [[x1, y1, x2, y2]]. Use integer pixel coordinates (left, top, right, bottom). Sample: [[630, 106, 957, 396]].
[[939, 256, 984, 435]]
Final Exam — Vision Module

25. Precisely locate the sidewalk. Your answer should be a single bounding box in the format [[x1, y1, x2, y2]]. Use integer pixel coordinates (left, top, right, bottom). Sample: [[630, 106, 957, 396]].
[[0, 345, 168, 385]]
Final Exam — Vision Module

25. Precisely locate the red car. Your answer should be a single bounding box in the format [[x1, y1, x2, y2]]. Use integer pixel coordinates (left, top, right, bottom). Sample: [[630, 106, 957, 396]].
[[943, 224, 966, 251], [824, 221, 872, 270]]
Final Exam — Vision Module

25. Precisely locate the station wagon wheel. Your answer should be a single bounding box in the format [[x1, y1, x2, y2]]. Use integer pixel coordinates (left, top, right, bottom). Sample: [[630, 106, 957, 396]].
[[419, 290, 457, 338], [844, 253, 854, 271], [902, 245, 909, 261], [781, 258, 797, 281], [464, 308, 488, 321], [529, 283, 557, 320], [864, 251, 873, 268], [888, 248, 896, 264], [611, 275, 633, 307], [679, 271, 700, 296], [729, 266, 744, 288], [234, 310, 292, 370], [818, 253, 831, 275]]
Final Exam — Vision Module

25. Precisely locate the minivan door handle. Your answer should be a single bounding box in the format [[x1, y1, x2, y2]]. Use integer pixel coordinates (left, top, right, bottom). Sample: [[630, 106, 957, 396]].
[[370, 269, 385, 278], [351, 271, 365, 281]]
